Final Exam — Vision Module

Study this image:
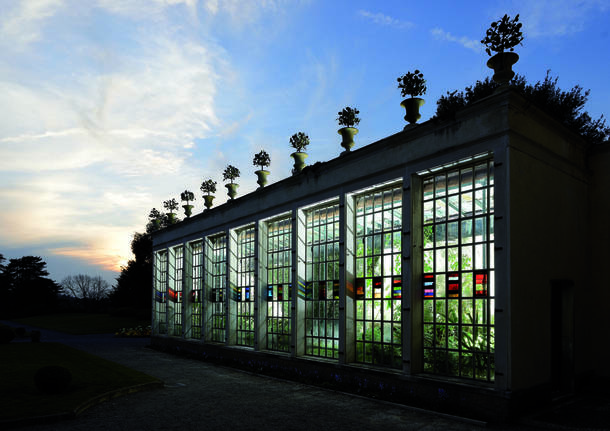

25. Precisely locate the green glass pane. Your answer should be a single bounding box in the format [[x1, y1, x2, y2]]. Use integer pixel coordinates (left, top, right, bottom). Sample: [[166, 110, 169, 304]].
[[436, 249, 446, 272], [366, 235, 373, 256], [383, 255, 392, 277], [364, 322, 372, 341], [393, 324, 401, 343], [462, 272, 473, 297], [461, 246, 473, 270], [356, 302, 364, 320], [393, 231, 401, 253], [423, 325, 434, 347], [435, 300, 446, 322], [448, 299, 459, 323], [424, 300, 434, 322], [476, 299, 486, 324], [383, 299, 393, 320], [384, 232, 392, 253], [383, 279, 392, 300], [448, 325, 459, 349], [356, 258, 364, 277], [393, 253, 401, 275], [448, 247, 459, 271], [370, 257, 379, 277], [365, 257, 372, 277], [423, 225, 433, 248], [392, 302, 401, 321], [423, 349, 434, 371], [436, 274, 446, 297], [383, 322, 392, 342], [490, 327, 495, 352], [435, 325, 447, 348], [373, 300, 382, 320], [461, 352, 474, 378], [490, 299, 495, 325]]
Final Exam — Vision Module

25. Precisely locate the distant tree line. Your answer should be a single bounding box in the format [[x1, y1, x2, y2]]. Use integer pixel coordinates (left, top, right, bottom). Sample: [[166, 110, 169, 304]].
[[0, 254, 115, 318]]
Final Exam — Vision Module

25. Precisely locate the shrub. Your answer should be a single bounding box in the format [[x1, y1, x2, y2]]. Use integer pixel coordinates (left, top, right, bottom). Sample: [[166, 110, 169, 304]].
[[397, 70, 427, 98], [481, 14, 524, 56], [253, 150, 271, 170], [223, 165, 240, 183], [200, 179, 217, 195], [434, 72, 610, 146], [0, 325, 15, 343], [290, 132, 310, 152], [180, 190, 195, 204], [34, 365, 73, 394], [337, 107, 361, 128]]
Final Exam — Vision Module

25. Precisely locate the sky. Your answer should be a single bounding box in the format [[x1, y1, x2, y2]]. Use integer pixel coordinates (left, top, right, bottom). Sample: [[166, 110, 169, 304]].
[[1, 0, 609, 286]]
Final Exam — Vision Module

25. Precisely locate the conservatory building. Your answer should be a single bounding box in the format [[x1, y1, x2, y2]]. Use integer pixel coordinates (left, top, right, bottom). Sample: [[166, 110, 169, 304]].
[[151, 88, 610, 420]]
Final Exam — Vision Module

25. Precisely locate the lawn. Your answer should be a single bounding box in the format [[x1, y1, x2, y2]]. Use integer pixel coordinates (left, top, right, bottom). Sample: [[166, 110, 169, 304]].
[[11, 313, 150, 335], [0, 342, 161, 422]]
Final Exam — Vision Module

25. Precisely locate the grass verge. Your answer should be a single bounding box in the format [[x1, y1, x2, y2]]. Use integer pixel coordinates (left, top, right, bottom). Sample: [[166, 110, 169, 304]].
[[0, 342, 161, 422], [11, 313, 150, 335]]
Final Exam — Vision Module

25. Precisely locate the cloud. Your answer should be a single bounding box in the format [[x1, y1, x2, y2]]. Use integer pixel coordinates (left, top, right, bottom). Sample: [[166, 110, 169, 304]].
[[504, 0, 610, 37], [358, 10, 414, 30], [0, 0, 65, 49], [0, 3, 232, 272], [430, 28, 482, 53]]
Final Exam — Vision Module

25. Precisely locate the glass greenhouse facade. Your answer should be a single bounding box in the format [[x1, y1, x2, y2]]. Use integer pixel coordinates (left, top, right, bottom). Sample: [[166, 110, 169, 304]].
[[151, 89, 609, 419], [153, 155, 496, 382]]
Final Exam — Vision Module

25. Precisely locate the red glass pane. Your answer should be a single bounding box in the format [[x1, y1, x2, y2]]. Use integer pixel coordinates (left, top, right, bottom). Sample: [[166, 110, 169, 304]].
[[475, 271, 488, 297], [392, 277, 402, 299], [448, 272, 460, 298]]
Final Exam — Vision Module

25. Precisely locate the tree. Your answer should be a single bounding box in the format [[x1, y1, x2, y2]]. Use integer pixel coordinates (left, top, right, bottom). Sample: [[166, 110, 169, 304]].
[[61, 274, 111, 301], [0, 256, 60, 317], [110, 233, 153, 317]]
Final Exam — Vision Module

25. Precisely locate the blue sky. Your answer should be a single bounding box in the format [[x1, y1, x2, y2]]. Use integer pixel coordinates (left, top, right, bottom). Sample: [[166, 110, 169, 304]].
[[1, 0, 609, 285]]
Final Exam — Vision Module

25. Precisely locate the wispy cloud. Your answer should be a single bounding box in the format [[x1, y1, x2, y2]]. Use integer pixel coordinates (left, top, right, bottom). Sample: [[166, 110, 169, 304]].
[[358, 10, 414, 30], [430, 28, 482, 53], [0, 0, 64, 49], [0, 3, 230, 272], [515, 0, 610, 37]]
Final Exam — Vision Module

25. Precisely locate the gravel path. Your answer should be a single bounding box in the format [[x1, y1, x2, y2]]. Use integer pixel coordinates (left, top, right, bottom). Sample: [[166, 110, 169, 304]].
[[4, 322, 600, 431]]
